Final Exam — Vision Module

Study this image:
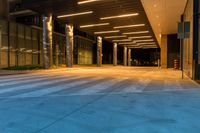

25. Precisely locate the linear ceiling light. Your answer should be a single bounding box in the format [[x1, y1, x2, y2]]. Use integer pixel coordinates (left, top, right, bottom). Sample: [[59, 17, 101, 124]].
[[78, 0, 101, 4], [118, 42, 136, 45], [104, 35, 127, 39], [112, 39, 132, 42], [123, 31, 149, 35], [94, 30, 120, 34], [100, 13, 139, 20], [114, 24, 145, 29], [57, 11, 93, 18], [129, 36, 152, 39], [80, 23, 109, 28], [137, 42, 155, 45], [134, 39, 154, 43]]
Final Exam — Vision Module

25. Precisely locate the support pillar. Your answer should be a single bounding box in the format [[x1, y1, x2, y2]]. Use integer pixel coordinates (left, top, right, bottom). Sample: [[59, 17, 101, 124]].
[[55, 44, 59, 68], [128, 48, 131, 66], [97, 36, 102, 67], [124, 47, 127, 66], [113, 43, 117, 66], [0, 27, 1, 68], [123, 46, 127, 66], [43, 15, 53, 69], [161, 34, 167, 68], [65, 24, 74, 68]]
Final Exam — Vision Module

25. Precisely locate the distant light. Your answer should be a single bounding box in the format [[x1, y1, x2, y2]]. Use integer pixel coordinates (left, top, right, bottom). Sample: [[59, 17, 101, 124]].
[[100, 13, 139, 20], [94, 30, 120, 34], [114, 24, 145, 29], [80, 23, 109, 28], [57, 11, 93, 18], [78, 0, 101, 5]]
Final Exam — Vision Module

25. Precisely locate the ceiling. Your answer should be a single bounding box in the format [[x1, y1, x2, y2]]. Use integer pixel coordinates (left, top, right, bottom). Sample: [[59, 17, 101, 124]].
[[10, 0, 159, 49], [141, 0, 187, 45]]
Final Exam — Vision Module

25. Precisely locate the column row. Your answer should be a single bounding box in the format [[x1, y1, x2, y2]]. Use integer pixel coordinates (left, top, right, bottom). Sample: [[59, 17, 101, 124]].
[[43, 15, 132, 69]]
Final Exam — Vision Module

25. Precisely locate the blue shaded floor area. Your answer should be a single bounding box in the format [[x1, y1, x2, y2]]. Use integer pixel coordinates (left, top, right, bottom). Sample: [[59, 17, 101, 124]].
[[0, 67, 200, 133], [1, 91, 200, 133]]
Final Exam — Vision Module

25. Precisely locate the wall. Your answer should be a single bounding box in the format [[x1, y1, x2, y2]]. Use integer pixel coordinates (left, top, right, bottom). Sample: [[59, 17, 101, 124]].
[[102, 40, 113, 64], [161, 35, 167, 68], [167, 34, 180, 68], [183, 0, 194, 78]]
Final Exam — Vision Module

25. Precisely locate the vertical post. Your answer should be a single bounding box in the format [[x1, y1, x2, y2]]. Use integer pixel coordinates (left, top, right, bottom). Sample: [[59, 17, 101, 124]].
[[65, 24, 74, 68], [128, 48, 131, 66], [0, 27, 1, 68], [123, 46, 127, 66], [180, 39, 184, 79], [113, 43, 117, 66], [42, 15, 53, 69], [180, 15, 184, 79], [97, 36, 102, 67], [55, 44, 59, 68]]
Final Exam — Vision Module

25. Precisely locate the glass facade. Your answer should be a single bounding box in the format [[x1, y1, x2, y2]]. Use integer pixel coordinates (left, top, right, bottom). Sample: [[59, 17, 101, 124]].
[[74, 36, 95, 65], [0, 20, 43, 68], [0, 19, 98, 68]]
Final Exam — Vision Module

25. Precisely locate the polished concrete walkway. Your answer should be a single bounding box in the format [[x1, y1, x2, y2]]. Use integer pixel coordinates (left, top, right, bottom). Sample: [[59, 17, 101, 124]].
[[0, 66, 200, 133]]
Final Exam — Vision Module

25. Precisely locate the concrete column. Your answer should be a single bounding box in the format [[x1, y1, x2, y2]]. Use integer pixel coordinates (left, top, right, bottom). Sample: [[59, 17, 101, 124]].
[[123, 46, 127, 66], [97, 36, 102, 67], [65, 24, 74, 68], [55, 44, 59, 68], [113, 43, 117, 66], [128, 48, 131, 66], [0, 0, 9, 20], [43, 15, 53, 69], [161, 35, 167, 68]]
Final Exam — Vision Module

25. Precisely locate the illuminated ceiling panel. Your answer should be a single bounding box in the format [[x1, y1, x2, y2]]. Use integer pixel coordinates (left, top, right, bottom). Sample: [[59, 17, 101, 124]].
[[21, 0, 159, 48]]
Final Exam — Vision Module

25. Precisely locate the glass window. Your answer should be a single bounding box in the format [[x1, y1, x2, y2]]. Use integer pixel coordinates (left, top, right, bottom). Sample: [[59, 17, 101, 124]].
[[18, 24, 25, 66]]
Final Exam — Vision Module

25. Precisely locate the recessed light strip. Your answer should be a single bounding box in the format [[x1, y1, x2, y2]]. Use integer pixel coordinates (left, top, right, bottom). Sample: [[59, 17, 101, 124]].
[[114, 24, 145, 29], [134, 39, 154, 43], [100, 13, 139, 20], [129, 36, 152, 39], [123, 31, 149, 35], [112, 39, 132, 42], [104, 35, 127, 39], [94, 30, 120, 34], [80, 23, 109, 28], [137, 42, 155, 45], [78, 0, 101, 4], [118, 42, 136, 45], [58, 11, 93, 18]]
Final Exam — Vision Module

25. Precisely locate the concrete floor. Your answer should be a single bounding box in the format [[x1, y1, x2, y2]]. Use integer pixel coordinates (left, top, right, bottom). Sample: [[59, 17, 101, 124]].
[[0, 66, 200, 133]]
